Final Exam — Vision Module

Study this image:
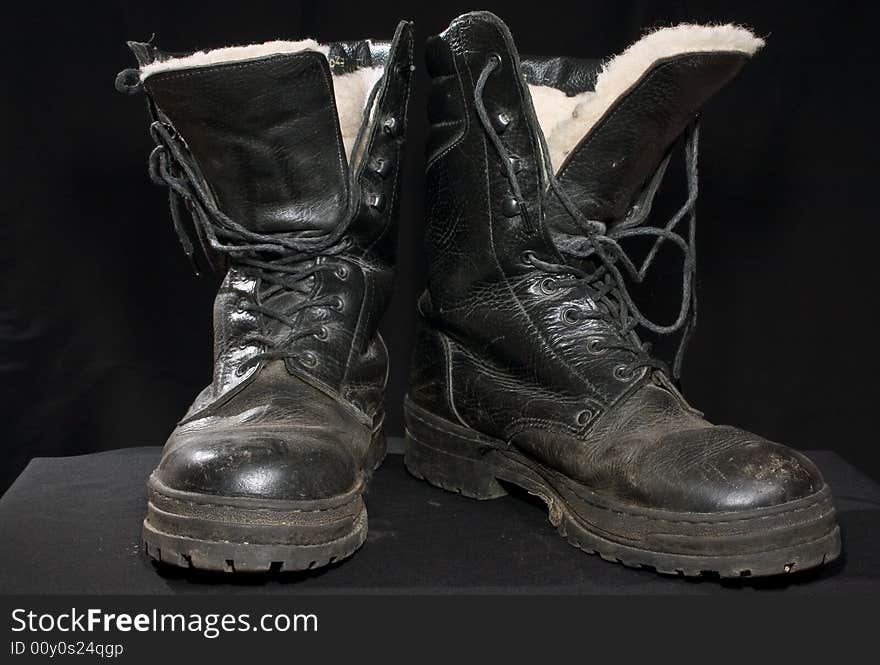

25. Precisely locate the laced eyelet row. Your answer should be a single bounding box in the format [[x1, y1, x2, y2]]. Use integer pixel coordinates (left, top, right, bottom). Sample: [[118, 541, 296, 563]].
[[135, 109, 365, 381], [369, 76, 406, 211], [475, 53, 534, 226], [470, 50, 703, 381]]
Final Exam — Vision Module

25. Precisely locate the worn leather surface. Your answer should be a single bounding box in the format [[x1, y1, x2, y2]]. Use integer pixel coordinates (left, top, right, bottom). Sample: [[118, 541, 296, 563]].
[[159, 361, 371, 500], [520, 55, 601, 95], [545, 51, 749, 231], [327, 40, 391, 73], [145, 53, 351, 236], [137, 22, 413, 501], [410, 11, 824, 513]]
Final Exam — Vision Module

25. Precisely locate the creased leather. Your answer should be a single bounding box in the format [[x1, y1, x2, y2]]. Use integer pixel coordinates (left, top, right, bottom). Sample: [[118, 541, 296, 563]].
[[162, 361, 368, 500], [409, 11, 826, 515], [145, 52, 351, 236], [520, 55, 601, 95], [545, 51, 749, 230], [418, 12, 638, 422], [138, 22, 414, 502]]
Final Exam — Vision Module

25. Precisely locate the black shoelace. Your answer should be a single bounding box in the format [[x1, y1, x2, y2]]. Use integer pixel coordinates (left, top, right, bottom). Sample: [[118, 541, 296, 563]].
[[116, 63, 388, 373], [474, 55, 699, 379], [145, 118, 354, 373]]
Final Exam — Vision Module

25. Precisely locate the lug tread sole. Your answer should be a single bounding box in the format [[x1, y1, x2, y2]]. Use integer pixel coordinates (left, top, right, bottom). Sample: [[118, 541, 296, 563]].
[[403, 400, 842, 580], [141, 430, 386, 574], [142, 510, 367, 573]]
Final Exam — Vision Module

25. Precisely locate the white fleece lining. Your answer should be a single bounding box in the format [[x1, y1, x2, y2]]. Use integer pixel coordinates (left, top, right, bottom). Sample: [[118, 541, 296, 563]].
[[139, 39, 385, 161], [529, 24, 764, 172]]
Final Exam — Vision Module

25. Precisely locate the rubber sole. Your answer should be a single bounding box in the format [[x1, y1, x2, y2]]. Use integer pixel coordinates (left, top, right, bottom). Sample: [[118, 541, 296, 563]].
[[142, 429, 386, 573], [404, 398, 841, 579]]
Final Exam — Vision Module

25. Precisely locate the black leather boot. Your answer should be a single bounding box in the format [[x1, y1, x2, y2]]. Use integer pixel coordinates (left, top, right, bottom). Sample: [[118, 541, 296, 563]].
[[406, 11, 840, 577], [117, 22, 413, 572]]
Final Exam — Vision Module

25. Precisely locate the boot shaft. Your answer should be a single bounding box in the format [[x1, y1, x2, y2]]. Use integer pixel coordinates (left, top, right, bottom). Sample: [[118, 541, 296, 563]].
[[129, 25, 412, 252], [138, 47, 358, 236], [122, 22, 413, 419], [539, 25, 762, 232], [413, 11, 762, 430], [419, 11, 632, 421], [424, 12, 761, 296]]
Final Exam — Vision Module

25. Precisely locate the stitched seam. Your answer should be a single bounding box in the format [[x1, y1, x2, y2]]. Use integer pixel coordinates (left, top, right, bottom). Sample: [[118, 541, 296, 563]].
[[505, 417, 583, 437], [426, 44, 471, 169], [145, 53, 309, 82], [150, 512, 367, 547], [560, 489, 833, 526], [407, 406, 834, 526], [407, 402, 501, 446], [151, 489, 363, 514], [439, 333, 471, 428]]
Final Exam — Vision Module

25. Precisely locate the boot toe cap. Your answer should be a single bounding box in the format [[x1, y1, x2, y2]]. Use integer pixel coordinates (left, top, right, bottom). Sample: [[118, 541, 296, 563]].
[[154, 430, 359, 502], [646, 426, 825, 512]]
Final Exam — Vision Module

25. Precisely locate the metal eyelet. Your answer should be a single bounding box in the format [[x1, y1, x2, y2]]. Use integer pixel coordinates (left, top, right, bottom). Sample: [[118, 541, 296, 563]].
[[501, 194, 520, 217], [488, 52, 502, 67], [335, 264, 350, 280], [383, 116, 401, 137], [330, 296, 345, 312], [491, 111, 512, 133], [521, 250, 536, 266], [235, 299, 248, 313], [613, 365, 634, 382], [234, 364, 246, 377], [576, 410, 593, 427], [374, 157, 393, 178], [587, 338, 607, 355], [539, 277, 557, 296], [366, 192, 386, 211], [562, 307, 580, 324], [314, 326, 329, 341], [299, 351, 319, 368]]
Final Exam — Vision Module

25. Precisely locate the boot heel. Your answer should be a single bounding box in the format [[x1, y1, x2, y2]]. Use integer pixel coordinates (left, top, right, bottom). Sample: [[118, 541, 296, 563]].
[[404, 399, 508, 500]]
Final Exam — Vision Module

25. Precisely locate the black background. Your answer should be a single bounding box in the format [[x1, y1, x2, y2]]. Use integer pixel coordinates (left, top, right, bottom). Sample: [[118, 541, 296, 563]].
[[2, 0, 878, 493]]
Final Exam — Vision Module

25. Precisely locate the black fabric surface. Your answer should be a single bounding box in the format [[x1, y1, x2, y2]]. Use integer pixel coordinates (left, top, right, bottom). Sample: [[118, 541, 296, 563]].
[[0, 442, 877, 595]]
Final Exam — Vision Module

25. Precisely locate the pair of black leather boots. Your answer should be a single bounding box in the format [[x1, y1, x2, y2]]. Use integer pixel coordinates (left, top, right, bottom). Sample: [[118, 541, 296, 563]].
[[118, 11, 840, 578]]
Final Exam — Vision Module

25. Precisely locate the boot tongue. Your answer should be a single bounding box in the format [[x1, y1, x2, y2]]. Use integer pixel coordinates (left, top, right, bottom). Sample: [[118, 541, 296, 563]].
[[132, 40, 383, 237], [539, 25, 763, 233]]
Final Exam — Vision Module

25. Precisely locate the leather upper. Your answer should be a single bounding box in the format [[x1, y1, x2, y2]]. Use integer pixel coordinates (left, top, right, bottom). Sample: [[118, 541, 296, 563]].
[[520, 55, 601, 96], [420, 12, 642, 421], [545, 51, 750, 231], [132, 22, 414, 501], [145, 52, 352, 236], [410, 11, 824, 513], [159, 361, 371, 500]]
